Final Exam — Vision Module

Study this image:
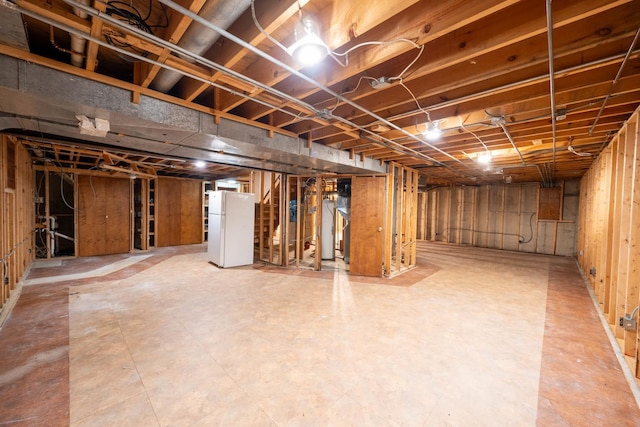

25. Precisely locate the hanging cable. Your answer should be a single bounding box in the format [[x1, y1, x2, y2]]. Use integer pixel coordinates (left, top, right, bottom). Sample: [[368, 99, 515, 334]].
[[459, 116, 490, 152], [567, 136, 592, 157], [103, 0, 154, 61], [330, 38, 422, 68], [250, 0, 289, 52]]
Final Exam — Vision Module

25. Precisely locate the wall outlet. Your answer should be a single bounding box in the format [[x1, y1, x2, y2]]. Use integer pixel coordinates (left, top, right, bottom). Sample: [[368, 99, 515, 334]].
[[620, 315, 637, 331]]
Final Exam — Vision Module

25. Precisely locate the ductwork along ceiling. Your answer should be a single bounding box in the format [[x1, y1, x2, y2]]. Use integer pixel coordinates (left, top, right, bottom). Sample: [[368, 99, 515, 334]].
[[0, 0, 638, 184]]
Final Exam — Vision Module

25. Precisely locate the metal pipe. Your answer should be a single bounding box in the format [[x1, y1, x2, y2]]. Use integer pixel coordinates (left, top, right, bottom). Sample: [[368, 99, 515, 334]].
[[64, 0, 319, 117], [152, 0, 251, 92], [152, 0, 464, 165], [499, 122, 526, 165], [545, 0, 556, 180], [588, 25, 640, 136], [380, 50, 640, 126], [9, 3, 314, 124], [49, 25, 84, 58], [62, 0, 466, 171]]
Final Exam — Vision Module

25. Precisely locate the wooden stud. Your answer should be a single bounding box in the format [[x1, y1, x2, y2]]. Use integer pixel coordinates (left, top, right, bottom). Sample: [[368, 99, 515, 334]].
[[623, 116, 640, 365], [258, 171, 264, 261], [296, 177, 302, 268], [314, 175, 322, 272], [268, 172, 275, 263]]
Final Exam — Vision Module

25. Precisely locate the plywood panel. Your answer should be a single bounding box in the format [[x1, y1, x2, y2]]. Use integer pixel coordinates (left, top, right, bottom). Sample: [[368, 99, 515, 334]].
[[180, 179, 203, 244], [156, 177, 181, 247], [350, 176, 384, 277], [538, 187, 562, 220], [157, 177, 203, 247], [78, 175, 130, 256]]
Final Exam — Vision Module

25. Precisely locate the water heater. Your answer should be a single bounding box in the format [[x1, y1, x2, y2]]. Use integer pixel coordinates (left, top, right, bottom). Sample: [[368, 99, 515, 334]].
[[321, 199, 336, 260]]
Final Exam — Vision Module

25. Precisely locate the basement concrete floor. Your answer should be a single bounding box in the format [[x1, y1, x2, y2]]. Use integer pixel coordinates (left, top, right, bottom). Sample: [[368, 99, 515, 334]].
[[1, 242, 639, 426]]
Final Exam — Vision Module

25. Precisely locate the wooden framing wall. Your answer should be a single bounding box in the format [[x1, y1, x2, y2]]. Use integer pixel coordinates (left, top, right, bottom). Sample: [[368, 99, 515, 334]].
[[255, 171, 284, 265], [419, 181, 579, 256], [577, 106, 640, 377], [0, 136, 35, 318], [385, 164, 419, 277]]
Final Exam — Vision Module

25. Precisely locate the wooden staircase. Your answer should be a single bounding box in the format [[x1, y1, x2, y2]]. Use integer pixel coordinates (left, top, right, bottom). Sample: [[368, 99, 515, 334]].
[[255, 173, 281, 263]]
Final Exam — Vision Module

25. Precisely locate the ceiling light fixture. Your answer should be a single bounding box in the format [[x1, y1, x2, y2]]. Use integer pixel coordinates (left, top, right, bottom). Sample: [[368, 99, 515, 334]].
[[477, 152, 492, 165], [195, 160, 206, 168], [287, 16, 328, 67], [424, 121, 442, 141]]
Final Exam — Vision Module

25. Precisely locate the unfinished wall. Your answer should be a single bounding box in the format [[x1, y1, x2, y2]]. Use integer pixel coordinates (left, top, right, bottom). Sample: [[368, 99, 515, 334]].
[[417, 181, 579, 256], [0, 136, 35, 317], [577, 106, 640, 377]]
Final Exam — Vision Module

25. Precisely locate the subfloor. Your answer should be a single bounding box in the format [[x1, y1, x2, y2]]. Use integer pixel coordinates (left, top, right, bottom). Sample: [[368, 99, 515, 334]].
[[1, 242, 640, 426]]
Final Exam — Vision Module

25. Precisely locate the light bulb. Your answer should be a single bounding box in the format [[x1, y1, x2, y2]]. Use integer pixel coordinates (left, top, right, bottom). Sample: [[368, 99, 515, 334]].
[[424, 122, 442, 141], [288, 16, 328, 66], [477, 152, 492, 164]]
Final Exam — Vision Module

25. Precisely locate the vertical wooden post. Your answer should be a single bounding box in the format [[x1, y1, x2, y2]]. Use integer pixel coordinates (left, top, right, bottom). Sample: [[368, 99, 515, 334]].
[[296, 177, 302, 267], [280, 173, 287, 266], [395, 166, 403, 273], [259, 171, 265, 261], [314, 175, 322, 271], [385, 171, 394, 276], [45, 170, 51, 258], [268, 173, 275, 263]]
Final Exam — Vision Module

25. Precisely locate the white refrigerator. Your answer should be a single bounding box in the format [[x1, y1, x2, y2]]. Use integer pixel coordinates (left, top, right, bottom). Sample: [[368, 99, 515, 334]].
[[208, 191, 255, 268]]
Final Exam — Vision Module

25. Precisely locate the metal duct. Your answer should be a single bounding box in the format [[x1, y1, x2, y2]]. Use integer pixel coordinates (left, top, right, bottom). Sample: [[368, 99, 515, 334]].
[[151, 0, 251, 92], [0, 3, 29, 51]]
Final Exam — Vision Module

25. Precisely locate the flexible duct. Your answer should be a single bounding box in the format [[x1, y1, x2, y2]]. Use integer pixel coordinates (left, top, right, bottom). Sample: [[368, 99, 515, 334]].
[[151, 0, 251, 92]]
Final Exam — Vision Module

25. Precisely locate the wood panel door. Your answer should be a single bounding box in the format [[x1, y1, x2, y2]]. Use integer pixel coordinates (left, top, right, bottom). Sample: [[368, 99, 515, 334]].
[[156, 178, 203, 247], [78, 176, 131, 256], [350, 176, 385, 277]]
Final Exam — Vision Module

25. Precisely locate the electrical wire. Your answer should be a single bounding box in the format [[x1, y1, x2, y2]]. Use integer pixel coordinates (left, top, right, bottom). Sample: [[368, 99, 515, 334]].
[[327, 75, 377, 112], [447, 211, 536, 244], [567, 136, 592, 157], [103, 0, 154, 61], [388, 44, 424, 81], [250, 0, 289, 52], [59, 172, 76, 211], [251, 0, 422, 72], [399, 82, 430, 121], [459, 116, 490, 152], [324, 41, 422, 112], [330, 38, 422, 68]]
